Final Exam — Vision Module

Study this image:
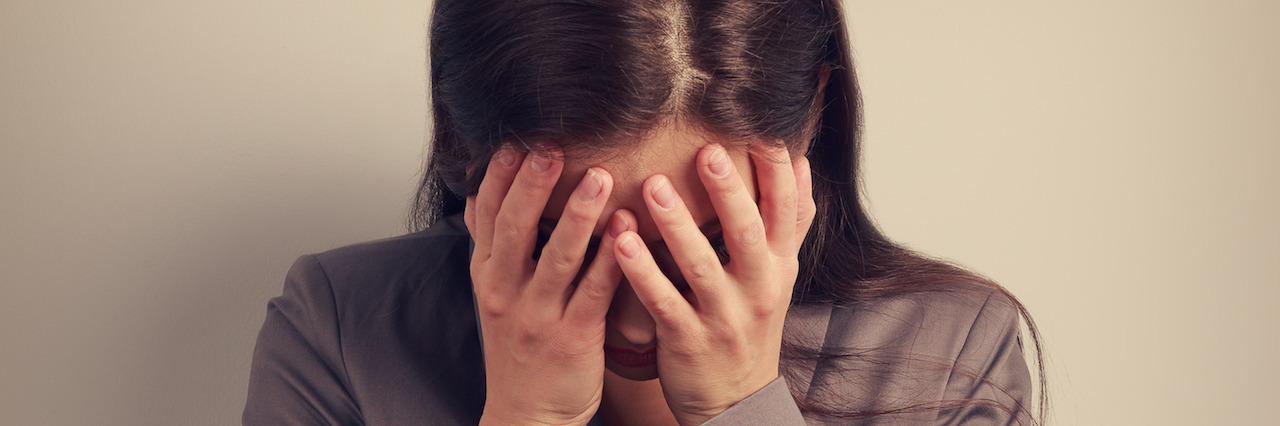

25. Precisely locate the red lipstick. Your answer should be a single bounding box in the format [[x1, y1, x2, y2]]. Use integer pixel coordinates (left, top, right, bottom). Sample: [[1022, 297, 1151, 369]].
[[603, 346, 657, 368]]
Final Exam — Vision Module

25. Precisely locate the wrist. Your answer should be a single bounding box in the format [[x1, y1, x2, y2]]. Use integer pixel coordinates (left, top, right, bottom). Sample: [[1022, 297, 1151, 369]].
[[480, 406, 595, 426], [669, 399, 732, 426], [670, 373, 781, 425]]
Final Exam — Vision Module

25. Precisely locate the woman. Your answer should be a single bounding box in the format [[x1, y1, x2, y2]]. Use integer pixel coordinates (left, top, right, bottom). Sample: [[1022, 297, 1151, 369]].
[[245, 0, 1044, 424]]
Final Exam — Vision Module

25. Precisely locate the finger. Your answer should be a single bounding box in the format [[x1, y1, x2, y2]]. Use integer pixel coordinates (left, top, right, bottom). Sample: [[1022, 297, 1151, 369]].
[[752, 143, 799, 251], [464, 164, 479, 239], [794, 156, 817, 243], [473, 148, 525, 261], [491, 149, 563, 272], [614, 231, 697, 330], [567, 209, 634, 323], [697, 144, 770, 279], [643, 174, 727, 303], [464, 197, 476, 236], [531, 167, 613, 300]]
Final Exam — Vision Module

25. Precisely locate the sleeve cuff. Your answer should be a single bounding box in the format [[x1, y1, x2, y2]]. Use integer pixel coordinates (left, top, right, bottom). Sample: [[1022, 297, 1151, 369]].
[[701, 376, 804, 425]]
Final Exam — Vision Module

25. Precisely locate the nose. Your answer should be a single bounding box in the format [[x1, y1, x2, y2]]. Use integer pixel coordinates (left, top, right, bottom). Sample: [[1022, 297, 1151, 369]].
[[606, 278, 656, 345]]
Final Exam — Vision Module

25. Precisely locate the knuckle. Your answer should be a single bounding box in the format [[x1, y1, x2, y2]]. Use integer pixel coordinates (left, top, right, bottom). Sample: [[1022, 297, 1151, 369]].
[[541, 245, 584, 274], [475, 197, 499, 217], [575, 279, 611, 304], [683, 256, 721, 282], [780, 191, 798, 212], [562, 205, 597, 229], [493, 216, 526, 243], [659, 216, 688, 235], [802, 190, 817, 209], [517, 172, 555, 195], [647, 293, 681, 319], [796, 213, 814, 235], [475, 292, 510, 317], [732, 223, 766, 247], [799, 199, 816, 220], [713, 178, 744, 199], [748, 286, 784, 318]]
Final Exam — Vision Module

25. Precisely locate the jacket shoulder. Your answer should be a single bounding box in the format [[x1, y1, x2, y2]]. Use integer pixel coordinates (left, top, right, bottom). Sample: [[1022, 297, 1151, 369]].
[[311, 215, 470, 276], [306, 215, 471, 293], [786, 282, 1019, 354], [248, 214, 486, 424], [791, 282, 1033, 423]]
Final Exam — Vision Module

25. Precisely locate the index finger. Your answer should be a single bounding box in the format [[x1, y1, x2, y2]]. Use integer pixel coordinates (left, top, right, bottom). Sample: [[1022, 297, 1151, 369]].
[[471, 148, 525, 261], [793, 156, 816, 241], [752, 143, 799, 252], [696, 144, 769, 280]]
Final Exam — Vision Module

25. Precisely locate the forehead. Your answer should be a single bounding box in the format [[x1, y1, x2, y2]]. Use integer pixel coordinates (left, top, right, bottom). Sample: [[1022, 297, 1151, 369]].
[[541, 124, 757, 239], [561, 122, 709, 174]]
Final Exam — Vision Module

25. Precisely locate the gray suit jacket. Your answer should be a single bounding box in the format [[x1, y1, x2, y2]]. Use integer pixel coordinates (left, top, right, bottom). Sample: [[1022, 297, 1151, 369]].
[[244, 215, 1033, 425]]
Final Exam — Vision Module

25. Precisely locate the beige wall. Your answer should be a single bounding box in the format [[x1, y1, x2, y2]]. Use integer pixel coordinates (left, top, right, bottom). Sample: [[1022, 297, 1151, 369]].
[[849, 2, 1279, 424], [2, 1, 1275, 424]]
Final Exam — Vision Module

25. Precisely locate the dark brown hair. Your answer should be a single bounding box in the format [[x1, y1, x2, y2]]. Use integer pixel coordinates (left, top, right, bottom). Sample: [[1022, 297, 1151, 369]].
[[413, 0, 1045, 422]]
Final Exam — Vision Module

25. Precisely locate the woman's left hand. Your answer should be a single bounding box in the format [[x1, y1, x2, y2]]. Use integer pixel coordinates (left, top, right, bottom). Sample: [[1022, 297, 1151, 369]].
[[612, 143, 816, 425]]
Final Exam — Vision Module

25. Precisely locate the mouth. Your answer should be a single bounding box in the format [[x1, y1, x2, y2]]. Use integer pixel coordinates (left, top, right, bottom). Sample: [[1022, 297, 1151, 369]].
[[603, 346, 657, 368]]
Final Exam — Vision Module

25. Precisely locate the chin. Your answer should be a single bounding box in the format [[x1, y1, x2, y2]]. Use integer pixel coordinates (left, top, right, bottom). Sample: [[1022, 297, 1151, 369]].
[[605, 359, 659, 381]]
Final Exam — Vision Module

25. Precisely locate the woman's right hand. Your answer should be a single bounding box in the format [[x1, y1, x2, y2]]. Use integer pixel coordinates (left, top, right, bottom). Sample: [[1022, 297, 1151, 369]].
[[465, 148, 631, 425]]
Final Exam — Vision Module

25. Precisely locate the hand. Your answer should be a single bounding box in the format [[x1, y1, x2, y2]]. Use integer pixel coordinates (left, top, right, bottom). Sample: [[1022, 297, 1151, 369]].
[[611, 144, 816, 425], [465, 148, 634, 425]]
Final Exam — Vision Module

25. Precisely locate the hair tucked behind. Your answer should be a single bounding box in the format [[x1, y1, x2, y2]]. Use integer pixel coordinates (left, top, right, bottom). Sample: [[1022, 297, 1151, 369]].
[[413, 0, 1045, 422]]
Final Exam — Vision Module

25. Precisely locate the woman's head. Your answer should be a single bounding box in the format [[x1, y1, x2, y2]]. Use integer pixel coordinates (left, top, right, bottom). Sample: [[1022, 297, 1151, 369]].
[[416, 0, 1046, 417], [415, 0, 871, 298], [418, 0, 865, 381]]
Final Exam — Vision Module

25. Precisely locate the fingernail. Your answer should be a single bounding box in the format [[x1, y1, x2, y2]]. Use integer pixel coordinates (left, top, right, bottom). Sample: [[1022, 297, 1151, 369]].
[[609, 213, 628, 238], [530, 154, 553, 173], [577, 168, 603, 202], [495, 150, 516, 168], [618, 234, 641, 259], [707, 146, 730, 177], [651, 177, 675, 209]]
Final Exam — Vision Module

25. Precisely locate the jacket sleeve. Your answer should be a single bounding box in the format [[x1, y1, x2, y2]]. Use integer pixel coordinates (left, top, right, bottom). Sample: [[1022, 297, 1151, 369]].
[[702, 376, 805, 425], [243, 255, 363, 425], [935, 292, 1035, 425]]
